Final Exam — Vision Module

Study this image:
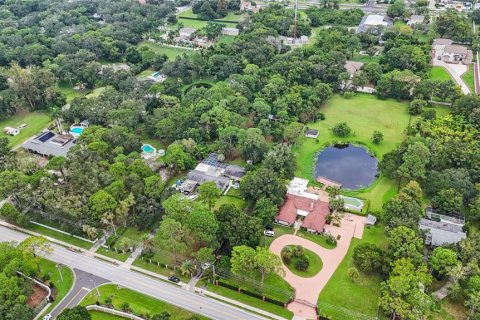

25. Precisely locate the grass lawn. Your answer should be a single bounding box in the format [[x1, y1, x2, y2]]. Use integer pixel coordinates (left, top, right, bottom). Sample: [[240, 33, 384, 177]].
[[38, 259, 74, 315], [89, 311, 123, 320], [343, 175, 398, 212], [430, 66, 453, 81], [0, 111, 51, 147], [293, 94, 410, 211], [58, 81, 90, 103], [428, 298, 468, 320], [317, 224, 386, 320], [214, 195, 246, 210], [199, 280, 294, 319], [218, 35, 236, 45], [175, 18, 238, 29], [27, 223, 93, 249], [138, 41, 194, 60], [80, 284, 205, 320], [282, 245, 323, 278], [178, 8, 245, 22], [96, 246, 130, 262], [86, 87, 107, 99], [462, 64, 475, 93], [352, 54, 381, 64], [296, 230, 337, 249], [132, 258, 191, 283]]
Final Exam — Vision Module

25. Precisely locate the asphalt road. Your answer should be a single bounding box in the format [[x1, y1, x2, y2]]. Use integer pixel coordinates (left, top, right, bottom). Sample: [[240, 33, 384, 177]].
[[0, 226, 268, 320], [49, 269, 110, 318]]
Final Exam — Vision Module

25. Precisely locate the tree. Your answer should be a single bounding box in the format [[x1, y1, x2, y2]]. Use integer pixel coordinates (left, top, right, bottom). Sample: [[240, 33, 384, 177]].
[[155, 218, 189, 266], [430, 247, 458, 277], [371, 131, 384, 144], [431, 188, 463, 215], [397, 142, 430, 181], [386, 227, 424, 269], [216, 204, 263, 249], [409, 99, 427, 115], [151, 311, 171, 320], [332, 122, 351, 137], [353, 243, 383, 273], [231, 246, 284, 288], [240, 167, 287, 206], [253, 197, 278, 225], [164, 143, 194, 172], [283, 122, 304, 145], [387, 0, 406, 18], [263, 144, 296, 179], [0, 137, 15, 171], [348, 267, 359, 282], [57, 306, 91, 320], [198, 182, 221, 209], [88, 190, 118, 232], [195, 247, 215, 266], [380, 258, 432, 320], [239, 128, 268, 163], [19, 236, 53, 272], [0, 203, 28, 226], [186, 208, 219, 247]]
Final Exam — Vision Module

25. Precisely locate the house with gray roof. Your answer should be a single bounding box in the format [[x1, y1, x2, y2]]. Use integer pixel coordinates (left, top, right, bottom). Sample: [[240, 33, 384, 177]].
[[22, 131, 76, 157], [419, 208, 466, 246]]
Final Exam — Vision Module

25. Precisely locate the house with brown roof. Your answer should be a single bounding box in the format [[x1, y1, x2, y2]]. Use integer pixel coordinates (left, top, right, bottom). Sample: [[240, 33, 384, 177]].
[[275, 178, 331, 233]]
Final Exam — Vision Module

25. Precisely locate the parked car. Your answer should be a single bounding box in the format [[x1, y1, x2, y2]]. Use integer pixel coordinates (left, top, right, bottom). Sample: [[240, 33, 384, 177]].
[[265, 224, 273, 231], [264, 230, 275, 237], [43, 314, 52, 320], [168, 275, 180, 283]]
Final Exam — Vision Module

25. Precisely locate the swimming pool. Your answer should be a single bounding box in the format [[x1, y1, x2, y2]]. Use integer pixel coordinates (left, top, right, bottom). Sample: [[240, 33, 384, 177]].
[[141, 144, 156, 153], [70, 126, 84, 136], [152, 72, 161, 78], [340, 195, 365, 212]]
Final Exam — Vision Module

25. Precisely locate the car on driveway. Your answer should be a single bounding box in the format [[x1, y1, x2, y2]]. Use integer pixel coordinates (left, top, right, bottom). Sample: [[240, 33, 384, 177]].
[[168, 275, 180, 283], [264, 230, 275, 237]]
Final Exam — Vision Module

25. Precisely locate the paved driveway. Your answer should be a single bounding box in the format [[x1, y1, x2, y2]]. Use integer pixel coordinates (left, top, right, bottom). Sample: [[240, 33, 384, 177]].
[[270, 215, 366, 319], [432, 60, 471, 95]]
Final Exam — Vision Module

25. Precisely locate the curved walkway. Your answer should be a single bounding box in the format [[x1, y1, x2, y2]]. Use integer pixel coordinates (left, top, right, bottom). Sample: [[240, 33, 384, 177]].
[[270, 215, 366, 319]]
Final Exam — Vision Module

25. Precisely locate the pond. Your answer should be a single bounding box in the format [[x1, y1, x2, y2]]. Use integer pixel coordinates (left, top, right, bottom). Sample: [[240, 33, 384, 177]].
[[314, 144, 378, 190]]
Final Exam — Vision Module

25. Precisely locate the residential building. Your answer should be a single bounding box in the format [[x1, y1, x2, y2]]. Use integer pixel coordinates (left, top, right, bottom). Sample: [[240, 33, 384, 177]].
[[275, 178, 331, 233], [357, 14, 392, 34], [305, 129, 319, 139], [3, 127, 20, 136], [419, 208, 467, 246], [344, 61, 364, 78], [432, 38, 473, 65], [407, 15, 425, 26], [221, 27, 240, 36], [22, 131, 77, 157]]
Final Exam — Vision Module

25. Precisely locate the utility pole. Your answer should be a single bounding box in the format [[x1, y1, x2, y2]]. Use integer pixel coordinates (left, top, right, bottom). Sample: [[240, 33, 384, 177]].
[[293, 0, 298, 41]]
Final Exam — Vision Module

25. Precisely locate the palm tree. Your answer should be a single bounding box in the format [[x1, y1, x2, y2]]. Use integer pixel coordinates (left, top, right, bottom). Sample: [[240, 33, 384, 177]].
[[49, 105, 63, 133]]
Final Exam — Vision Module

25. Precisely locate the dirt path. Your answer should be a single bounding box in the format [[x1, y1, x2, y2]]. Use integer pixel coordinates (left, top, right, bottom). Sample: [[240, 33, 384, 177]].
[[269, 215, 366, 319]]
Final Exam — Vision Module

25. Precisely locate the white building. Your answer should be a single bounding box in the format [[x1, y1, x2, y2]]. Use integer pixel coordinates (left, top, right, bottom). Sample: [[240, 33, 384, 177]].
[[419, 209, 467, 246], [3, 127, 19, 136], [357, 15, 393, 33], [179, 27, 197, 38]]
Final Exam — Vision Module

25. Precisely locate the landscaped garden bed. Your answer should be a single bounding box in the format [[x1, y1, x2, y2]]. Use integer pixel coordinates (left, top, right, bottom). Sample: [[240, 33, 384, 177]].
[[281, 245, 323, 278]]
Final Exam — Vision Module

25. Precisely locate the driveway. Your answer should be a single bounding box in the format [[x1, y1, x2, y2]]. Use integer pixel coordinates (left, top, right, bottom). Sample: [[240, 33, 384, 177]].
[[432, 60, 471, 95], [270, 215, 366, 319]]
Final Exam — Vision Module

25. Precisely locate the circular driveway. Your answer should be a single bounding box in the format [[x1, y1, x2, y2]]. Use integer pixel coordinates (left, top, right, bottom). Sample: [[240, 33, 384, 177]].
[[269, 215, 366, 319]]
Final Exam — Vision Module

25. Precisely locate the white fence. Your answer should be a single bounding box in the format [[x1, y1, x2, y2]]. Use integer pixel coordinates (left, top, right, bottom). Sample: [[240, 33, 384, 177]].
[[85, 305, 145, 320], [30, 221, 97, 243]]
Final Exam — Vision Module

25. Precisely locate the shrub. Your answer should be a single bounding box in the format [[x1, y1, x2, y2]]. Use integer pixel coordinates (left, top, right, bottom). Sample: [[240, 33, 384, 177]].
[[332, 122, 352, 137], [121, 301, 130, 312], [104, 296, 112, 305], [325, 234, 337, 245], [353, 243, 383, 273], [422, 109, 436, 120], [348, 267, 359, 282], [409, 99, 427, 115], [295, 256, 309, 271], [371, 131, 384, 144], [293, 245, 305, 257], [281, 246, 294, 264], [343, 91, 355, 99], [317, 112, 326, 120]]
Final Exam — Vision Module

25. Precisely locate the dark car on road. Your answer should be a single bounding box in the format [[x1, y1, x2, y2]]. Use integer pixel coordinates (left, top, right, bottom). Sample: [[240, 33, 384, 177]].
[[168, 275, 180, 283]]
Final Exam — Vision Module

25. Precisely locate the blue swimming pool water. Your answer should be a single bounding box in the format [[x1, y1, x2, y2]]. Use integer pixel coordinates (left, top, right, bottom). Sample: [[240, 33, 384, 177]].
[[314, 144, 378, 190], [70, 127, 84, 135], [152, 72, 161, 78], [142, 144, 155, 153]]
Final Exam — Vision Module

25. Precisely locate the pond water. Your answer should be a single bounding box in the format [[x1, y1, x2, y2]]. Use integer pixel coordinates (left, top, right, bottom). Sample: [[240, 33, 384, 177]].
[[314, 144, 378, 190]]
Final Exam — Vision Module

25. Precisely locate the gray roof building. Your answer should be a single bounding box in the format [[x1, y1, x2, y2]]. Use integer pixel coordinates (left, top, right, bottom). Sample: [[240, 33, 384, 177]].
[[22, 131, 76, 157], [419, 218, 466, 246], [187, 170, 230, 191]]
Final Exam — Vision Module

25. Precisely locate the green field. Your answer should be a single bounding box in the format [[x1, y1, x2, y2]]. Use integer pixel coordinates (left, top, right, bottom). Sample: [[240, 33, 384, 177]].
[[462, 64, 475, 93], [27, 223, 93, 249], [81, 284, 206, 320], [430, 66, 453, 81], [58, 81, 90, 103], [0, 111, 51, 147], [138, 41, 194, 60], [214, 195, 246, 210], [317, 224, 386, 320], [178, 8, 246, 22], [38, 259, 74, 315], [293, 94, 411, 211], [282, 245, 323, 277]]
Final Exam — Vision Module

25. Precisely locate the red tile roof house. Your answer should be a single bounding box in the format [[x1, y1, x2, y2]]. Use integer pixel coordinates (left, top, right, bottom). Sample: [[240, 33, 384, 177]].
[[275, 194, 330, 233]]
